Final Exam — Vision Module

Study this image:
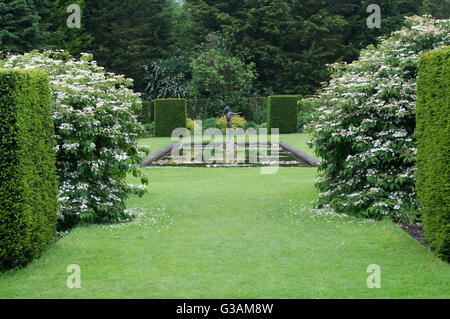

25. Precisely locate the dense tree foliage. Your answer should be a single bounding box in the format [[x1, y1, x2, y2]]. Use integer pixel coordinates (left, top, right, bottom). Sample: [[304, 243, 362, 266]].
[[1, 0, 449, 97], [0, 0, 49, 53], [142, 54, 190, 101], [185, 0, 447, 95], [189, 32, 258, 117], [43, 0, 93, 56], [83, 0, 174, 92], [420, 0, 450, 17]]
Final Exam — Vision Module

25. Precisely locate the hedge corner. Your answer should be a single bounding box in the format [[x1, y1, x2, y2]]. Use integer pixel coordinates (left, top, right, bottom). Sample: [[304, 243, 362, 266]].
[[154, 98, 187, 137], [267, 95, 300, 134], [416, 47, 450, 262], [0, 69, 58, 271]]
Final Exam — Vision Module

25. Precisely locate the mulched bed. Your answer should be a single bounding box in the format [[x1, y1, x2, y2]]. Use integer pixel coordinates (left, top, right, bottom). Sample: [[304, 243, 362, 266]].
[[397, 223, 427, 245]]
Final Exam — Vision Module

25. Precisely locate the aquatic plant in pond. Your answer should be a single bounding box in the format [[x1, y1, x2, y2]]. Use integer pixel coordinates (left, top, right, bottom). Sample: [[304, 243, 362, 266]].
[[153, 143, 306, 168]]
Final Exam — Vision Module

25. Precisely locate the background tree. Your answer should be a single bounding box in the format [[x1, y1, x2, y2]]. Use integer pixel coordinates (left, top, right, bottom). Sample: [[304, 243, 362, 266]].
[[142, 54, 191, 101], [1, 0, 448, 98], [84, 0, 174, 91], [0, 0, 50, 53], [189, 32, 258, 118], [168, 0, 195, 53], [43, 0, 93, 56], [420, 0, 450, 17], [185, 0, 446, 95], [328, 0, 421, 60]]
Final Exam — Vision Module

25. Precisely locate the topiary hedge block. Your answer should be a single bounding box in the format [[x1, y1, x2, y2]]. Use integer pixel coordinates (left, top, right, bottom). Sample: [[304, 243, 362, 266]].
[[0, 69, 58, 271], [416, 47, 450, 262], [154, 98, 187, 137], [267, 95, 300, 134]]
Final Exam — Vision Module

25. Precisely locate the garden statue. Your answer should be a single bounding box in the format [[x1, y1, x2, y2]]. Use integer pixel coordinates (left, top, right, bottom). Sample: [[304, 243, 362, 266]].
[[222, 106, 241, 159], [222, 106, 241, 130]]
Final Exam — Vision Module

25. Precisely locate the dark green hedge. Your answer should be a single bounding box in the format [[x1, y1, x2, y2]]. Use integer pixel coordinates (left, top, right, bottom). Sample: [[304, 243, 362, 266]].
[[416, 47, 450, 262], [267, 95, 300, 134], [154, 98, 187, 137], [0, 69, 58, 271]]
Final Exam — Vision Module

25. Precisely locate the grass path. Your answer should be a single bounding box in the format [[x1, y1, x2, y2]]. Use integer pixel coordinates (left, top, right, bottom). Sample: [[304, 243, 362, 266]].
[[0, 166, 448, 298]]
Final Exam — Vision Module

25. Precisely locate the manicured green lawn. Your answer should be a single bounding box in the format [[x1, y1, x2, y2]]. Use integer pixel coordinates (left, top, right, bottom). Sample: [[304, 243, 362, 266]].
[[279, 133, 315, 157], [138, 136, 175, 153], [0, 161, 448, 298]]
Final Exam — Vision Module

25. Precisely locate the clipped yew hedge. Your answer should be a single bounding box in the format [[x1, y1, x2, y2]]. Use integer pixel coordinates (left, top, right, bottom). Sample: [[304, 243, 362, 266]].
[[267, 95, 299, 134], [154, 98, 187, 137], [0, 69, 58, 270], [416, 47, 450, 262]]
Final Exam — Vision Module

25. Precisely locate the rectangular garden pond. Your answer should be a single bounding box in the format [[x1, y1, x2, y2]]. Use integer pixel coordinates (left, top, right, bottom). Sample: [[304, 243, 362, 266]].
[[140, 142, 320, 168]]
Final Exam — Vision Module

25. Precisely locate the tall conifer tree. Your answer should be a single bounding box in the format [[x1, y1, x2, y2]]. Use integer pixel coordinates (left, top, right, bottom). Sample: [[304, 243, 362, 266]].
[[0, 0, 49, 53], [185, 0, 443, 94], [84, 0, 174, 91], [43, 0, 93, 56]]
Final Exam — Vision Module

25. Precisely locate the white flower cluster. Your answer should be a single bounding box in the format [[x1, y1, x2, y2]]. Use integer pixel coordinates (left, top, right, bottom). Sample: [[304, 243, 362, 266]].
[[307, 16, 449, 220], [0, 50, 148, 226]]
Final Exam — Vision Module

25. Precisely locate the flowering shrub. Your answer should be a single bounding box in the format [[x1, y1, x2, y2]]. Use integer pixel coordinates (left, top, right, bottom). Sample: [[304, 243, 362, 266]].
[[186, 118, 201, 134], [216, 115, 247, 130], [307, 16, 449, 220], [0, 50, 148, 228]]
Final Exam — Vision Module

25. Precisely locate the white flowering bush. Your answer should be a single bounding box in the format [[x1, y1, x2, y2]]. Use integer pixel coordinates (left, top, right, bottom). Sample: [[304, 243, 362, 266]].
[[308, 16, 449, 220], [0, 50, 148, 228]]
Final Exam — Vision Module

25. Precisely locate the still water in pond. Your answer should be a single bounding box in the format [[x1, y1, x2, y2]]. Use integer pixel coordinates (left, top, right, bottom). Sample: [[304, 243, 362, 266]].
[[152, 143, 307, 167]]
